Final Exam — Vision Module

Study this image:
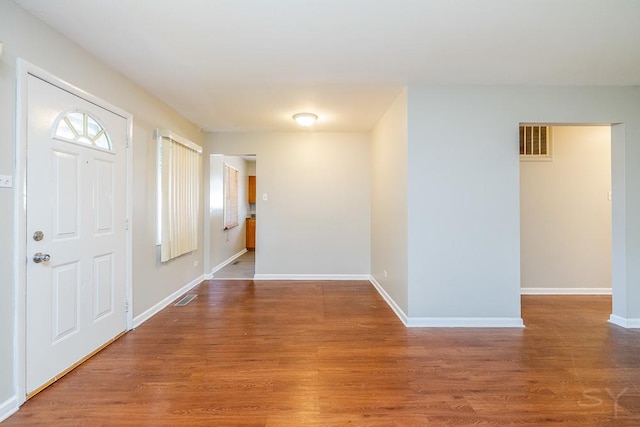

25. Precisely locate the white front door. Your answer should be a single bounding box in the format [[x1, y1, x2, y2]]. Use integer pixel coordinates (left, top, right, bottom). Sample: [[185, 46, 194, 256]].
[[25, 74, 128, 395]]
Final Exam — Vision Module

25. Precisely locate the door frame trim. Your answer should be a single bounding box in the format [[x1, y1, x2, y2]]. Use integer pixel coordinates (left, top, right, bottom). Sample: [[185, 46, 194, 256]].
[[13, 59, 134, 405]]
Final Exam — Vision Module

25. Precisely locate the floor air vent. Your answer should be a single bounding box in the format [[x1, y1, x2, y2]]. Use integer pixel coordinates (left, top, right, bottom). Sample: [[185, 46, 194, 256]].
[[174, 294, 197, 306]]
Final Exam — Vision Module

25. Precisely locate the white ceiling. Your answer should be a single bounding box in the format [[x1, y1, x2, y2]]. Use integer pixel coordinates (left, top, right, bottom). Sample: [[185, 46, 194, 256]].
[[14, 0, 640, 132]]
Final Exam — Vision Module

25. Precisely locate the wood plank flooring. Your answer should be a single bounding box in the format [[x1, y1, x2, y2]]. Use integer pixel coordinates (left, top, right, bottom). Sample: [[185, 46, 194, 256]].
[[6, 281, 640, 426]]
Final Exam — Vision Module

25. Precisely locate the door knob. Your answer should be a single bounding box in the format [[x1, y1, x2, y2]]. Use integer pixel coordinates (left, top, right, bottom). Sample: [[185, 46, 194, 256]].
[[33, 252, 51, 263]]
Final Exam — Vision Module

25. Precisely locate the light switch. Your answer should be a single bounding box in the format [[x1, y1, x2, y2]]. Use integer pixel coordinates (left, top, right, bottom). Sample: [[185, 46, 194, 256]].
[[0, 175, 12, 188], [262, 193, 268, 201]]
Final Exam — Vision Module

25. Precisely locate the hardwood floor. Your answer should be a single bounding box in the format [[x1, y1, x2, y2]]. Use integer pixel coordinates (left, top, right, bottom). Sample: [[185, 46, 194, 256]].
[[6, 281, 640, 426]]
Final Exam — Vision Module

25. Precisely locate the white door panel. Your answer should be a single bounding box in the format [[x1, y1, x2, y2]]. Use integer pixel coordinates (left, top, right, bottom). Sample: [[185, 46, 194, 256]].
[[26, 75, 127, 394], [51, 150, 80, 239], [94, 159, 114, 233], [93, 253, 115, 320]]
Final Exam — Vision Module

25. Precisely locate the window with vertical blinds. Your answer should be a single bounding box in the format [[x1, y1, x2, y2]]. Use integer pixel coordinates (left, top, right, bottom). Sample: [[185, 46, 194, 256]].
[[223, 163, 239, 229], [156, 130, 202, 262]]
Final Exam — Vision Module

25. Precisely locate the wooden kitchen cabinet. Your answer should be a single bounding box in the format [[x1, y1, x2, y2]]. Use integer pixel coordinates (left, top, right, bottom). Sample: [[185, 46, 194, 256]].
[[248, 176, 256, 204], [246, 218, 256, 250]]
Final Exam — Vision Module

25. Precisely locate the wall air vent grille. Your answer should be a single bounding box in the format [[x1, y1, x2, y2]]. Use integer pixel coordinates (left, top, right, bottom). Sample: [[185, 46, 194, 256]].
[[174, 294, 197, 306], [520, 125, 552, 161]]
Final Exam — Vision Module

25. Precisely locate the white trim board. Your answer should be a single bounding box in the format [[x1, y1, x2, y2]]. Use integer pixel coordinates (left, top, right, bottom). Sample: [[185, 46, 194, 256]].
[[369, 276, 409, 326], [521, 287, 612, 295], [207, 248, 248, 279], [406, 317, 525, 328], [369, 277, 524, 328], [0, 396, 18, 423], [253, 274, 371, 281], [609, 315, 640, 329], [132, 275, 204, 329]]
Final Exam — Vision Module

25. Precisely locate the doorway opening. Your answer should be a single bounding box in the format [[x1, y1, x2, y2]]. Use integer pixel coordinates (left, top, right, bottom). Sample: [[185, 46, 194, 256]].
[[207, 154, 256, 279], [520, 124, 612, 297]]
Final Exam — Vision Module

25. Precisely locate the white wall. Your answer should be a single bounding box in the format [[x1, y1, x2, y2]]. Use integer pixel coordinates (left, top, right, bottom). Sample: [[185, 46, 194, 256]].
[[208, 155, 249, 273], [407, 86, 640, 324], [246, 161, 257, 176], [521, 126, 611, 290], [407, 87, 521, 321], [204, 132, 371, 277], [0, 1, 203, 413], [246, 160, 257, 215], [371, 88, 409, 313]]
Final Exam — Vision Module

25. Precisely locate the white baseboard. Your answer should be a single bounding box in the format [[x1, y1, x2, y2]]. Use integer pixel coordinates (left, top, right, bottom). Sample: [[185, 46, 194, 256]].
[[132, 274, 204, 329], [206, 249, 248, 279], [253, 274, 370, 281], [609, 314, 640, 328], [407, 317, 525, 328], [0, 395, 18, 423], [369, 276, 524, 328], [521, 287, 612, 295], [369, 275, 409, 325]]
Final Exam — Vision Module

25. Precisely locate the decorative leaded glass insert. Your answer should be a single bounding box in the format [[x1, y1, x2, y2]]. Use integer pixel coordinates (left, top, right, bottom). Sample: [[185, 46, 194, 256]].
[[53, 111, 113, 151]]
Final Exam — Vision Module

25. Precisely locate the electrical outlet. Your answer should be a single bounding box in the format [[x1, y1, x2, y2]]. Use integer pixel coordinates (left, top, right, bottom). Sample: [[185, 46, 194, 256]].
[[262, 193, 268, 201], [0, 175, 12, 188], [383, 270, 388, 278], [193, 260, 199, 267]]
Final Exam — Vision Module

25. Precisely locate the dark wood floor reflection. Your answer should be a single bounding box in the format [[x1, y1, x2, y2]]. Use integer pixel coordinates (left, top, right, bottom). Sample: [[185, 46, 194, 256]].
[[6, 281, 640, 426]]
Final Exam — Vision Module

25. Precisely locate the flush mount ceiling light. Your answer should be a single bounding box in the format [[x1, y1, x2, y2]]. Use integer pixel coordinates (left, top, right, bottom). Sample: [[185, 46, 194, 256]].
[[292, 112, 318, 127]]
